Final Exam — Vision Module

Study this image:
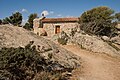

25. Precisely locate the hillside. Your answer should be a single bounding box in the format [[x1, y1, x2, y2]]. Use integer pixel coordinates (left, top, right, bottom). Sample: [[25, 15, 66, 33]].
[[0, 25, 81, 66], [0, 25, 81, 79], [0, 25, 120, 80]]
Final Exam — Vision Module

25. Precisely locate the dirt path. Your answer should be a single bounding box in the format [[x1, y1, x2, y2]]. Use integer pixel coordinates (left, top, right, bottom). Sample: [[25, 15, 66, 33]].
[[62, 45, 120, 80]]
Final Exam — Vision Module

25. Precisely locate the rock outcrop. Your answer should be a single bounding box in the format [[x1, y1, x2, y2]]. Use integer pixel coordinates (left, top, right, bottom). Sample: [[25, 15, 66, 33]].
[[0, 25, 81, 69], [72, 32, 120, 57]]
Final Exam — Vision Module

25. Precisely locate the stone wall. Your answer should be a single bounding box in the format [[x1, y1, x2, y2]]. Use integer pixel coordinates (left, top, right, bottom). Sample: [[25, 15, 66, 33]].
[[33, 19, 40, 35], [33, 19, 40, 28], [43, 22, 79, 37]]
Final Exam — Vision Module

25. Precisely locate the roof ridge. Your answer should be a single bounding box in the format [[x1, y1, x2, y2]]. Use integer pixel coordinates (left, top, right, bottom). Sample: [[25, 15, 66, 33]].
[[41, 17, 79, 23]]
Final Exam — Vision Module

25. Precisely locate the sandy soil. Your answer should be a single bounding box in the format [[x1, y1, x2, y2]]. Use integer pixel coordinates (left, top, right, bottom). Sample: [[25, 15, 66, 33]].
[[62, 45, 120, 80]]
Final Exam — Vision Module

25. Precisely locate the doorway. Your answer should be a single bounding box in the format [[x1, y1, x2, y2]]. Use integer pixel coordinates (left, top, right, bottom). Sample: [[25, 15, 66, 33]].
[[55, 25, 60, 34]]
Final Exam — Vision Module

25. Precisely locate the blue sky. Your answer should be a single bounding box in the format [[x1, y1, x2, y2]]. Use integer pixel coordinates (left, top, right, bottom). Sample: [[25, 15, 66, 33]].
[[0, 0, 120, 23]]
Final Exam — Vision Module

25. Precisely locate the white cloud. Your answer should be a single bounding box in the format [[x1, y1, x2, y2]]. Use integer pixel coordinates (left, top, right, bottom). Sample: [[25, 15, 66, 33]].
[[21, 9, 28, 13], [41, 10, 49, 16], [57, 14, 62, 17], [50, 11, 54, 14], [65, 15, 74, 18]]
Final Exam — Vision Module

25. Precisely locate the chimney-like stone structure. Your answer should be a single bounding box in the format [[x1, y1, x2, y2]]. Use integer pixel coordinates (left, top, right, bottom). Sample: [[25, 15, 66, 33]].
[[33, 16, 45, 35]]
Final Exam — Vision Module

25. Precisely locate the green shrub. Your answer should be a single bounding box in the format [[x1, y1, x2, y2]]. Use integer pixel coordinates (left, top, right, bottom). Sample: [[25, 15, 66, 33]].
[[23, 23, 31, 30], [58, 38, 68, 45], [0, 41, 42, 79], [57, 31, 69, 45], [0, 41, 72, 80]]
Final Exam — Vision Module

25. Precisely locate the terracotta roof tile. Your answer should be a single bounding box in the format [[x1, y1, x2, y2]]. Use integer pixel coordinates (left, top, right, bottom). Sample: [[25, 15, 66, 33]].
[[41, 18, 79, 23]]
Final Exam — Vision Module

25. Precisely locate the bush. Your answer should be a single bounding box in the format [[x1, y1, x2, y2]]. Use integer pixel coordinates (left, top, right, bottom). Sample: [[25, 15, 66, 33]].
[[58, 31, 69, 45], [0, 41, 41, 79], [0, 41, 72, 80], [23, 23, 31, 30], [58, 38, 68, 45]]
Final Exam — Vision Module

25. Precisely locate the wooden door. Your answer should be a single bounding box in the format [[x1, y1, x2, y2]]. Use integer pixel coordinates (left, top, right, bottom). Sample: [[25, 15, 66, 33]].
[[55, 26, 60, 34]]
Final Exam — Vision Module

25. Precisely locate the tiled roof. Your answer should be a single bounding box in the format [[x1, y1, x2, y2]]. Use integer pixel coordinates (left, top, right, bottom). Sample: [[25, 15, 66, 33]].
[[41, 18, 79, 23]]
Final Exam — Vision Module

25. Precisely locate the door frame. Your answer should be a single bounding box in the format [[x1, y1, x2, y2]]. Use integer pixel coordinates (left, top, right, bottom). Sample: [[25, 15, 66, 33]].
[[55, 25, 60, 34]]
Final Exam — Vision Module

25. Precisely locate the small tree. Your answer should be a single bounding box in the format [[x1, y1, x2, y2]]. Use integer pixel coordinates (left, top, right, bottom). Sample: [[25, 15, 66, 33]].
[[79, 6, 115, 37], [2, 12, 22, 26], [28, 13, 37, 28]]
